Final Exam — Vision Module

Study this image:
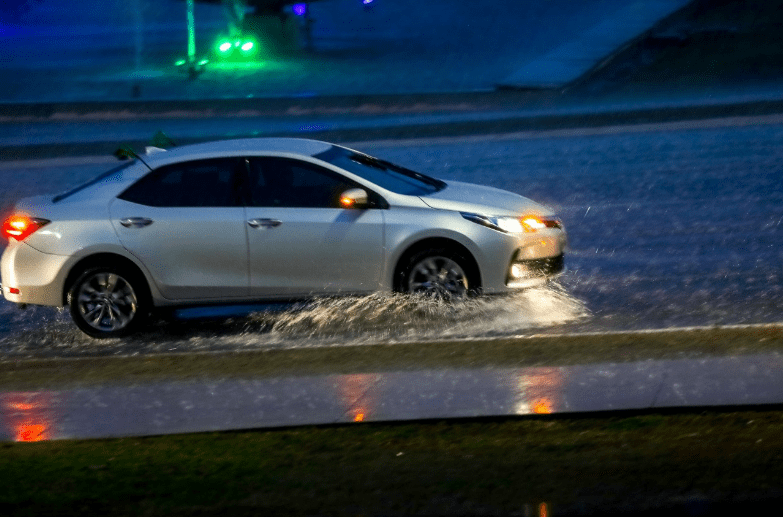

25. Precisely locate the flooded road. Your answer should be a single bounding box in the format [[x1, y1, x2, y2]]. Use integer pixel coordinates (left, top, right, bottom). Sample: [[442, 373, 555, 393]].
[[1, 119, 782, 358]]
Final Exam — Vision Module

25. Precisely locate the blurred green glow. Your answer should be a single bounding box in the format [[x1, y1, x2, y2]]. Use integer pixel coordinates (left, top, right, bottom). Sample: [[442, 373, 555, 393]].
[[187, 0, 195, 61], [174, 59, 186, 66], [210, 61, 268, 71], [214, 36, 259, 60]]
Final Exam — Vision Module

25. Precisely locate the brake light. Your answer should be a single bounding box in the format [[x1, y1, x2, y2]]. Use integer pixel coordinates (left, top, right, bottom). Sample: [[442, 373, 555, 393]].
[[1, 215, 50, 242]]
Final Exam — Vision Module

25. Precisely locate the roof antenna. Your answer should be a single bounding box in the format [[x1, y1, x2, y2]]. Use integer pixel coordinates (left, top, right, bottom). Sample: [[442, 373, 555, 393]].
[[113, 145, 152, 170]]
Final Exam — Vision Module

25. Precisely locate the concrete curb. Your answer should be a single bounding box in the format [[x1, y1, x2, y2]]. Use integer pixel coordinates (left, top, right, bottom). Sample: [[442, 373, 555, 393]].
[[4, 96, 783, 160], [0, 91, 538, 120]]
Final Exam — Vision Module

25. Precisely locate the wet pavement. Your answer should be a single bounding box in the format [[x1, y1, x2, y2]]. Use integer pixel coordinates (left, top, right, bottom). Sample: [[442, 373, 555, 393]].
[[2, 347, 782, 442], [5, 96, 783, 154]]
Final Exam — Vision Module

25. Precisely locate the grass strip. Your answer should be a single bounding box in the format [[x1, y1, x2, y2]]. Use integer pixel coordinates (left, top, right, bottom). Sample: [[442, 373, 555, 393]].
[[1, 409, 782, 516]]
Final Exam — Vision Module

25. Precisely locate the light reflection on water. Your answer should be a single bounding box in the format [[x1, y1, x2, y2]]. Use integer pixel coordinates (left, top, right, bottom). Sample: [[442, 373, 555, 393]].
[[512, 367, 564, 415], [1, 392, 59, 442], [0, 364, 574, 441], [336, 373, 380, 423]]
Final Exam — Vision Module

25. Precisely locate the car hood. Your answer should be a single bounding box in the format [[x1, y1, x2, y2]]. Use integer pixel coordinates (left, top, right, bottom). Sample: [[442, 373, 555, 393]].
[[418, 180, 551, 216]]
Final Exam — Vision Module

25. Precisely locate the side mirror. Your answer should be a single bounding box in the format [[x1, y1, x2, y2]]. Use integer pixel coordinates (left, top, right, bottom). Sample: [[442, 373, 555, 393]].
[[339, 188, 370, 209]]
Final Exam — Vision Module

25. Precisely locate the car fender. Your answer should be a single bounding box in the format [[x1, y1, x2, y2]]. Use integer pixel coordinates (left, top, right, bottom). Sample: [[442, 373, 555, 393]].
[[24, 216, 121, 257], [60, 243, 166, 306], [382, 209, 489, 290]]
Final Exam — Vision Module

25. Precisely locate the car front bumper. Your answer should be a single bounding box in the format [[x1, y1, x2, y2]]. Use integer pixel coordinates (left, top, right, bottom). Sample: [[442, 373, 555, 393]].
[[476, 224, 567, 293], [506, 254, 564, 289]]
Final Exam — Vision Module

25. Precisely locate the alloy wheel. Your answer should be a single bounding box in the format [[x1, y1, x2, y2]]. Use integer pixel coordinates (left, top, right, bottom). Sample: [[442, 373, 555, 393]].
[[406, 256, 469, 299], [75, 272, 138, 332]]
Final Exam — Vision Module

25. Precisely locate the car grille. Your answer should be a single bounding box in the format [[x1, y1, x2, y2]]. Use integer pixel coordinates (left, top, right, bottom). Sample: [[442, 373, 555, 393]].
[[514, 254, 565, 277]]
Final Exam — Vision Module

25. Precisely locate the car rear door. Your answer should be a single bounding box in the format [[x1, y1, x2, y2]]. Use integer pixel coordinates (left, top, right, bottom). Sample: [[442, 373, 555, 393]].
[[109, 157, 249, 301]]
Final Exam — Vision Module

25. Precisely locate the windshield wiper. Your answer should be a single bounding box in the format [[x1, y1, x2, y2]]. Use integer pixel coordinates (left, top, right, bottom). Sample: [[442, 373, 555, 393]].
[[349, 153, 446, 190], [349, 153, 386, 170], [376, 158, 446, 189]]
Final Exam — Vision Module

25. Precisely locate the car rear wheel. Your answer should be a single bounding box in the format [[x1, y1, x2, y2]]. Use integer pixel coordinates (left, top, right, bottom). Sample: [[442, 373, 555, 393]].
[[400, 248, 478, 300], [68, 267, 149, 338]]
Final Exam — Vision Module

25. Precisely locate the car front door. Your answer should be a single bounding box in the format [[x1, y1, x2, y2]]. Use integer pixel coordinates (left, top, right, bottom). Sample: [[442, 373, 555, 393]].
[[110, 157, 249, 301], [244, 156, 385, 297]]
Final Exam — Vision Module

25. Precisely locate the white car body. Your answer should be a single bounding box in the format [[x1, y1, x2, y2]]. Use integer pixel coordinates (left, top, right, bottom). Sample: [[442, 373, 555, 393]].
[[1, 138, 566, 337]]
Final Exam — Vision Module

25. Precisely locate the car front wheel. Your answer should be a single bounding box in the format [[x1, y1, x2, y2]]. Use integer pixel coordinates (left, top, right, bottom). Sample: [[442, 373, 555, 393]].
[[400, 248, 478, 299], [68, 267, 149, 338]]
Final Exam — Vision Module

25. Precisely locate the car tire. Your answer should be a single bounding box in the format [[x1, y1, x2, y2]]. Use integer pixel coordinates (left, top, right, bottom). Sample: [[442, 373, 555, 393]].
[[67, 266, 150, 338], [398, 248, 479, 299]]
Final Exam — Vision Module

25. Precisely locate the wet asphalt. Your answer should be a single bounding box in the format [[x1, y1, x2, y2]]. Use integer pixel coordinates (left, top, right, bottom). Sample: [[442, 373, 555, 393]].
[[2, 332, 782, 441]]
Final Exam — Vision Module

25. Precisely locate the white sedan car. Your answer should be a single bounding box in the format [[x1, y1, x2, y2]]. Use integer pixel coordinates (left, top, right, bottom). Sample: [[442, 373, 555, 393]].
[[1, 138, 566, 338]]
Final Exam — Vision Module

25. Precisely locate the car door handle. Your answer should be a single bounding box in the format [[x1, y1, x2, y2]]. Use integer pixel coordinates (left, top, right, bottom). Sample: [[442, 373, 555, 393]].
[[120, 217, 154, 228], [247, 218, 282, 229]]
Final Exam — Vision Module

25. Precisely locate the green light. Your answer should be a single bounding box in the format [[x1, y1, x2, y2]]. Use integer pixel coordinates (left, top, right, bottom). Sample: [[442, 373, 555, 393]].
[[210, 61, 268, 71], [174, 59, 186, 66], [219, 41, 232, 53], [187, 0, 195, 62], [241, 41, 255, 52]]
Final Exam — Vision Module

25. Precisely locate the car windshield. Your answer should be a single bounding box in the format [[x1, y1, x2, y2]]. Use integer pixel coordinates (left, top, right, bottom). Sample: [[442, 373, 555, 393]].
[[52, 161, 135, 203], [314, 146, 446, 196]]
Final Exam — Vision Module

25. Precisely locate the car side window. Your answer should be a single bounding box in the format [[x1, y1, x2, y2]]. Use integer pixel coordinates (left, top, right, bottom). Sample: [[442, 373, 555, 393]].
[[118, 158, 242, 207], [247, 157, 358, 208]]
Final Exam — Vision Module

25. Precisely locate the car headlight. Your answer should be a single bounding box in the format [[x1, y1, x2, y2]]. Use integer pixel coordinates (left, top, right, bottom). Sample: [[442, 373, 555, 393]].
[[461, 212, 561, 233]]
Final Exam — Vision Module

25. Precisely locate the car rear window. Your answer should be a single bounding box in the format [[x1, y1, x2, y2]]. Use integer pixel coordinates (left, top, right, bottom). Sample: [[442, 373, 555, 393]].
[[117, 158, 243, 207], [52, 161, 135, 203]]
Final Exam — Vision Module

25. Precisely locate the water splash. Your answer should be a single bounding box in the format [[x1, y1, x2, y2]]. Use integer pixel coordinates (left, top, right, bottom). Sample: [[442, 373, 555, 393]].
[[252, 282, 589, 344], [0, 283, 589, 358]]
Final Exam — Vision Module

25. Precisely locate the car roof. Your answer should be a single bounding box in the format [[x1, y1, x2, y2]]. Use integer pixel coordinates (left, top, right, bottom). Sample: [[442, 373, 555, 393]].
[[141, 138, 335, 168]]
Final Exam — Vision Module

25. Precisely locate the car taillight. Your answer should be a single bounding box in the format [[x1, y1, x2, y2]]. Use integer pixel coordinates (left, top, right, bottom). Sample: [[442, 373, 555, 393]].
[[1, 215, 50, 242]]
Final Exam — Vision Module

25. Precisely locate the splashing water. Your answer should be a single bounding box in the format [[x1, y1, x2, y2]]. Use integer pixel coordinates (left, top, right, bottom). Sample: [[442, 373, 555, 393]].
[[0, 283, 589, 358], [252, 282, 589, 344]]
